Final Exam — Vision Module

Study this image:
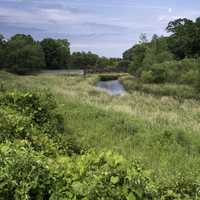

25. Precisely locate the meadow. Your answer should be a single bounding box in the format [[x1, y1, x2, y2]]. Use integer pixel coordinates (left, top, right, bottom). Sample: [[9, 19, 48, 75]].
[[1, 70, 200, 190]]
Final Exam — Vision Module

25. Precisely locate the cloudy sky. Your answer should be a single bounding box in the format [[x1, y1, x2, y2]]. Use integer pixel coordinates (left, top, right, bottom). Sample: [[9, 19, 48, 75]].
[[0, 0, 200, 57]]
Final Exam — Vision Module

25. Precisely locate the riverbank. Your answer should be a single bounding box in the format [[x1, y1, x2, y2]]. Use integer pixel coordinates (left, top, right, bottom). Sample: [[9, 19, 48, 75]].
[[1, 71, 200, 190]]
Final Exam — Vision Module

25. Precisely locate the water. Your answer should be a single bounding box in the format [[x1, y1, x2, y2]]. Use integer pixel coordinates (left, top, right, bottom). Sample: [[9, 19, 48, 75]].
[[97, 80, 125, 96], [41, 70, 84, 75]]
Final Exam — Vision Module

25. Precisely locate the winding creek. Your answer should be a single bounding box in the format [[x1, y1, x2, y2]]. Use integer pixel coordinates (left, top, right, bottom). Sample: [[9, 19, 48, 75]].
[[97, 80, 125, 96]]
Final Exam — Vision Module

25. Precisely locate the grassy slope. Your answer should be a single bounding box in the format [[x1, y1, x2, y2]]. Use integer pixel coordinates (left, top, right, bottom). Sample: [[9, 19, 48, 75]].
[[1, 71, 200, 183]]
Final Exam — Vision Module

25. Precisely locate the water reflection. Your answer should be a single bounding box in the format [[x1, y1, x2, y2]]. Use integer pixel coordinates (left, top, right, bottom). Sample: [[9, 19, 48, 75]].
[[97, 80, 125, 96]]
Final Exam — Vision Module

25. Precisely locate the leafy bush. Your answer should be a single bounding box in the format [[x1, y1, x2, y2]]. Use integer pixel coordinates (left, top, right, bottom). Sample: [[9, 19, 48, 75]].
[[0, 141, 51, 200], [0, 141, 157, 200], [1, 141, 200, 199], [99, 74, 119, 81], [1, 89, 200, 199], [0, 91, 64, 136], [141, 71, 155, 83], [5, 34, 46, 74], [142, 66, 167, 84], [141, 58, 199, 84], [0, 90, 79, 156]]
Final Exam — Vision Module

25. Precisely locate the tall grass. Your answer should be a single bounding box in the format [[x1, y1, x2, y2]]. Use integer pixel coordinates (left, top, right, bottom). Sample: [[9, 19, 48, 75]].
[[121, 75, 199, 100], [1, 70, 200, 186]]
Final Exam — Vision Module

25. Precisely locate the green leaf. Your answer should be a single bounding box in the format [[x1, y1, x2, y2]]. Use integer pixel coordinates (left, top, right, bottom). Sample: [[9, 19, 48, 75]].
[[72, 181, 84, 195], [127, 192, 136, 200], [110, 176, 119, 184]]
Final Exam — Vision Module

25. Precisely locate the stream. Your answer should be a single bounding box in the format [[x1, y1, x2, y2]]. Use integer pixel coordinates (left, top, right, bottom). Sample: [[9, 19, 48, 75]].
[[97, 80, 125, 96]]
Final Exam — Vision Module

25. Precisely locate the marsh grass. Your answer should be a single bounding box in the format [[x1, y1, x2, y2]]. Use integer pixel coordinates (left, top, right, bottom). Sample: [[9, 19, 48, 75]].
[[1, 70, 200, 185], [121, 75, 199, 100]]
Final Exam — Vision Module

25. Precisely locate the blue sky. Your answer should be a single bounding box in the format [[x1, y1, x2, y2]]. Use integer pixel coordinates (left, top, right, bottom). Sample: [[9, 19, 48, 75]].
[[0, 0, 200, 57]]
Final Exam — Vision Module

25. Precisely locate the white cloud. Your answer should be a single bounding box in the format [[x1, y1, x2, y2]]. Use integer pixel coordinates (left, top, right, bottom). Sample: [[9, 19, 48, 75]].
[[168, 8, 172, 13]]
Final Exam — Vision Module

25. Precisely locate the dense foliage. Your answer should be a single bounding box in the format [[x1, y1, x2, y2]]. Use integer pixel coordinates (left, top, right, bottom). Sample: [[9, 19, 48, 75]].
[[70, 51, 122, 71], [166, 18, 200, 59], [1, 80, 200, 199], [2, 15, 200, 200], [0, 34, 123, 74], [123, 17, 200, 87], [40, 38, 70, 69], [3, 34, 46, 74], [0, 89, 156, 200]]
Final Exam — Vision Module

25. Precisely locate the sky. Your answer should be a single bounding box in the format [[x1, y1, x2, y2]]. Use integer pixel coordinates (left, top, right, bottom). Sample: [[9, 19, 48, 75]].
[[0, 0, 200, 57]]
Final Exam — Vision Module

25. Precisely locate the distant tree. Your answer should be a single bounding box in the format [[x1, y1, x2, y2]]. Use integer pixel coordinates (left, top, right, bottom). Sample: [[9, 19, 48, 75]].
[[124, 44, 147, 74], [151, 34, 159, 41], [139, 33, 148, 44], [96, 57, 109, 68], [0, 34, 4, 44], [123, 33, 175, 76], [70, 51, 99, 69], [10, 34, 34, 44], [40, 38, 70, 69], [142, 36, 174, 68], [117, 60, 130, 72], [5, 34, 46, 74], [167, 17, 200, 59], [0, 34, 5, 68], [86, 51, 99, 68]]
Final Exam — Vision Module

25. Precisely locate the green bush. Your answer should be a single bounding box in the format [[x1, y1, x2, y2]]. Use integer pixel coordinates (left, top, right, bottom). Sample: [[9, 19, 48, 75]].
[[0, 141, 157, 200], [0, 90, 79, 156], [0, 91, 64, 136], [1, 141, 200, 199], [141, 70, 154, 83], [141, 65, 167, 84], [99, 74, 119, 81], [0, 141, 51, 199], [1, 89, 200, 199], [141, 58, 199, 84]]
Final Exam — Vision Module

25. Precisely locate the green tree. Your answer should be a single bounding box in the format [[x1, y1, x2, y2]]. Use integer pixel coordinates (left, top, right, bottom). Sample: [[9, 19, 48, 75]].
[[139, 33, 148, 44], [167, 17, 200, 59], [142, 36, 174, 68], [40, 38, 70, 69], [124, 44, 147, 74], [70, 51, 99, 69], [0, 34, 5, 68], [5, 34, 46, 74]]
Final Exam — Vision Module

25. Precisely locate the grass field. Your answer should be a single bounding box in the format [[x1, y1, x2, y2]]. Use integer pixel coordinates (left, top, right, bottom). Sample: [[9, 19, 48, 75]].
[[1, 70, 200, 186]]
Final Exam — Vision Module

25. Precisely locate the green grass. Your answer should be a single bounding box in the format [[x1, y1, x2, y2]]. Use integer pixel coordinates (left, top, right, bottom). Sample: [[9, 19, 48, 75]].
[[120, 75, 199, 100], [1, 70, 200, 186]]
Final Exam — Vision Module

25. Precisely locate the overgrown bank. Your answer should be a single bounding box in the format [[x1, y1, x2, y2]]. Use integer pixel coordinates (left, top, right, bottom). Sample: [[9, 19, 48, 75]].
[[1, 71, 200, 199]]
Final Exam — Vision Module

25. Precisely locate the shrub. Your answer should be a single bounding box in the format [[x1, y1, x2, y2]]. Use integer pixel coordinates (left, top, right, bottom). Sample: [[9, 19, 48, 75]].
[[99, 74, 119, 81], [2, 141, 200, 199], [142, 58, 199, 84], [141, 65, 167, 84], [0, 142, 157, 200], [0, 141, 51, 200], [0, 91, 64, 136], [6, 44, 46, 74], [0, 90, 76, 156], [141, 70, 154, 83]]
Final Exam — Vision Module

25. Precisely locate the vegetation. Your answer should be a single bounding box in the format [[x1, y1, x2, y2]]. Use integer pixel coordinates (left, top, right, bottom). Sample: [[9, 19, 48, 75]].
[[1, 15, 200, 200], [98, 74, 120, 81], [40, 38, 70, 69], [123, 17, 200, 89], [3, 34, 46, 74], [1, 71, 200, 199], [121, 75, 199, 100], [0, 34, 123, 74]]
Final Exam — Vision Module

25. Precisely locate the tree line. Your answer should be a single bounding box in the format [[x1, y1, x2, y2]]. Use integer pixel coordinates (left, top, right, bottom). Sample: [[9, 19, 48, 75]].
[[122, 17, 200, 86], [1, 16, 200, 77], [0, 34, 123, 74]]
